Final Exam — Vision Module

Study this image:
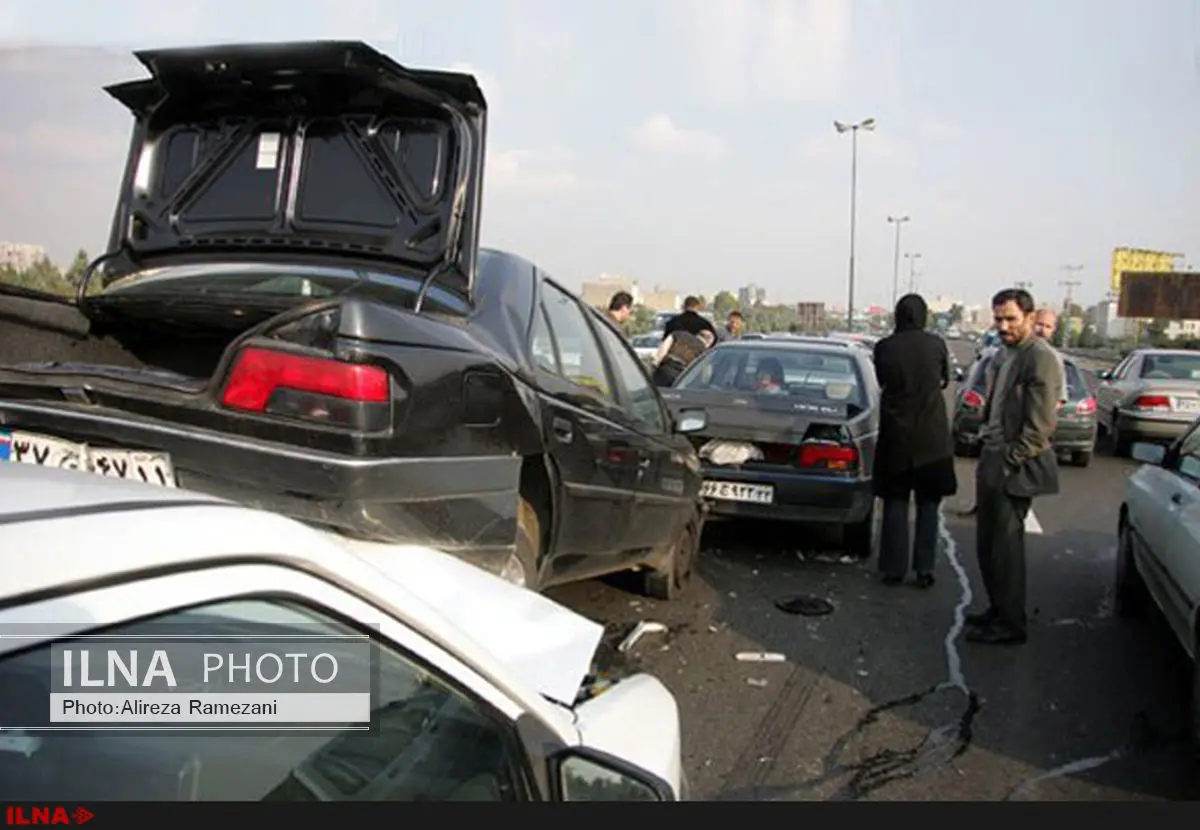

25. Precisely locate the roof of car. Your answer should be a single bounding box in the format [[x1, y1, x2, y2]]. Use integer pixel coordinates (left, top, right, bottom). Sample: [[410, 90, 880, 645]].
[[0, 464, 598, 712], [714, 338, 860, 356], [1130, 348, 1200, 357]]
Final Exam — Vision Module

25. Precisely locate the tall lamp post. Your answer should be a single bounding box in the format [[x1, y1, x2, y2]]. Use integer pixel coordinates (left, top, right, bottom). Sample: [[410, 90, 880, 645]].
[[835, 117, 876, 330], [905, 251, 922, 293], [887, 215, 910, 307]]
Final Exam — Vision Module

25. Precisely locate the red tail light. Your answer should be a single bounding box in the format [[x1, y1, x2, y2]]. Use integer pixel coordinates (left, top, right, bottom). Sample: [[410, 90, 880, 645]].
[[1133, 394, 1171, 412], [220, 347, 391, 428], [1075, 397, 1096, 415], [797, 440, 859, 471], [962, 389, 985, 409]]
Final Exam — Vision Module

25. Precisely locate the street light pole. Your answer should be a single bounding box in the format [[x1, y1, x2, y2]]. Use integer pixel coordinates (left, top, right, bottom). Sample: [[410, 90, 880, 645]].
[[1059, 264, 1084, 312], [835, 118, 876, 330], [905, 252, 922, 293], [887, 215, 910, 308]]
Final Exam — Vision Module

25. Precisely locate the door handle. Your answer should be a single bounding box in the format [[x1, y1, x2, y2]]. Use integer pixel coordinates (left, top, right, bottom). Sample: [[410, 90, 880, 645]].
[[1171, 492, 1185, 506], [551, 417, 573, 443]]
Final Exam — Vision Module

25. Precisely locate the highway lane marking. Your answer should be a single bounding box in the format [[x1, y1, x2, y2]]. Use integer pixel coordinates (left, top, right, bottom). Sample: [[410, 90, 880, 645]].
[[1024, 510, 1043, 535]]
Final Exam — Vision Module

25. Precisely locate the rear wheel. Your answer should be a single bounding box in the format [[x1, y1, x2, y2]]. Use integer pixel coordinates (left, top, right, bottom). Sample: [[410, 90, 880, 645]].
[[642, 512, 701, 601], [1110, 412, 1131, 457], [844, 500, 877, 561], [1114, 520, 1148, 617]]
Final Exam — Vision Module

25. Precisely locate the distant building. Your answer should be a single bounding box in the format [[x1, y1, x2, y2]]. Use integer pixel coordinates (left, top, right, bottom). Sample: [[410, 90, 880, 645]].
[[1094, 299, 1132, 340], [640, 290, 680, 313], [738, 284, 767, 307], [795, 302, 825, 331], [0, 242, 48, 272], [580, 274, 640, 309]]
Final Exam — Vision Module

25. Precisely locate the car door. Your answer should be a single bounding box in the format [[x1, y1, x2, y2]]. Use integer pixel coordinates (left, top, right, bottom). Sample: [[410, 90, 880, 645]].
[[0, 563, 556, 802], [1098, 354, 1140, 427], [532, 278, 638, 570], [1149, 430, 1200, 646], [589, 313, 699, 553]]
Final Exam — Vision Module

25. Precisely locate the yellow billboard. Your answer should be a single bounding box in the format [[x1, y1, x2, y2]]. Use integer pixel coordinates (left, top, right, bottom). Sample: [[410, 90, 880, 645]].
[[1110, 247, 1181, 293]]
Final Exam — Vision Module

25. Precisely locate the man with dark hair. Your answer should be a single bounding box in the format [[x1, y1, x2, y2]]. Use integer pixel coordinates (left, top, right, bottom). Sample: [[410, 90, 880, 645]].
[[607, 291, 634, 328], [966, 287, 1063, 646], [722, 310, 745, 340], [664, 296, 718, 340]]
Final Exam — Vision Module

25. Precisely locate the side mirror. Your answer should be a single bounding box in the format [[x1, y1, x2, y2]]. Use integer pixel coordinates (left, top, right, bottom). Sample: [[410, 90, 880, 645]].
[[953, 367, 965, 382], [674, 409, 707, 433], [1131, 442, 1166, 466], [551, 746, 676, 801]]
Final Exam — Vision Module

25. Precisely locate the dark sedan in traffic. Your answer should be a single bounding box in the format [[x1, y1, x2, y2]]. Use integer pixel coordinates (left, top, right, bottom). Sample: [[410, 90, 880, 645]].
[[952, 348, 1098, 466], [659, 340, 880, 558], [0, 41, 705, 599]]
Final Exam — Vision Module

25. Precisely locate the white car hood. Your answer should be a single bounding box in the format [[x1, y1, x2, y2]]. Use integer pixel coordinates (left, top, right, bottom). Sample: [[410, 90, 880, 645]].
[[337, 538, 604, 706]]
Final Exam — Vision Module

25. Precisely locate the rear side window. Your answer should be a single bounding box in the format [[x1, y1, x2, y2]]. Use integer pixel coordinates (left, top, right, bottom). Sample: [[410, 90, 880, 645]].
[[1064, 362, 1088, 399], [538, 282, 613, 400]]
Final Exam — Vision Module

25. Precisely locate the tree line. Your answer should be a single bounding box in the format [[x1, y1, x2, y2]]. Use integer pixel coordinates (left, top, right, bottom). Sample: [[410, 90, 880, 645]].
[[0, 249, 90, 297]]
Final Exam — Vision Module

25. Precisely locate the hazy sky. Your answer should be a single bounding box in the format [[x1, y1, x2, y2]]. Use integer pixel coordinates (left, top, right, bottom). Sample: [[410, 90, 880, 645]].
[[1, 0, 1197, 310]]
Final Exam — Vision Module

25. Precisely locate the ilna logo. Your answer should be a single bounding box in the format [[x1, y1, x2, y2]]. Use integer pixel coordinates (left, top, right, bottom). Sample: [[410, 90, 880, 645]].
[[5, 807, 93, 825]]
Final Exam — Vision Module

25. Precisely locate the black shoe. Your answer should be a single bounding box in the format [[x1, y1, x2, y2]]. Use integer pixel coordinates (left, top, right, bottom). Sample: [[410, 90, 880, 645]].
[[916, 573, 935, 589], [881, 575, 904, 586], [965, 623, 1027, 645], [965, 608, 997, 626]]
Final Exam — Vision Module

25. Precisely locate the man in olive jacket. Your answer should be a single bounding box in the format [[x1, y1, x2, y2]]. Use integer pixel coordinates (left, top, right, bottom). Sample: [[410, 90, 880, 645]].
[[966, 288, 1063, 645]]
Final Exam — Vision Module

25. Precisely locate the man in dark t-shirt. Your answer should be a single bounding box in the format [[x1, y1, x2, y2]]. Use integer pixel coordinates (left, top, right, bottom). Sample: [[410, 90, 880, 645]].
[[663, 296, 717, 340]]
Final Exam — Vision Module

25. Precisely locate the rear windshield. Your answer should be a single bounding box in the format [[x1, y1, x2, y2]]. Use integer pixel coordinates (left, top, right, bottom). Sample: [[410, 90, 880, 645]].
[[100, 263, 469, 314], [676, 346, 865, 407], [1139, 353, 1200, 381]]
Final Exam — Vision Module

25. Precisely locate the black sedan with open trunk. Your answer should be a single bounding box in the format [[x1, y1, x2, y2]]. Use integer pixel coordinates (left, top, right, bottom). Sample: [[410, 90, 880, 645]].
[[659, 340, 880, 557], [0, 41, 705, 599]]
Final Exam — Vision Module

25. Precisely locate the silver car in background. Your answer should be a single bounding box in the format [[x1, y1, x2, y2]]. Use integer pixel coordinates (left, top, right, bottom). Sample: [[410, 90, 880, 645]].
[[1096, 349, 1200, 455], [630, 331, 664, 366]]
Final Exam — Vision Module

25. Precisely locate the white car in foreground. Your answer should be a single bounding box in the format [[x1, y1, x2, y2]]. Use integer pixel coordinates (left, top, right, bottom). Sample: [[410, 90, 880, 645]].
[[0, 464, 684, 801], [1117, 434, 1200, 754]]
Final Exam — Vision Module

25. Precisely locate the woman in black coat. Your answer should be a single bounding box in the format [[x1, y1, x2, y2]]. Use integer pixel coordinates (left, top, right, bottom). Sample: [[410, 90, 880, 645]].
[[871, 294, 957, 588]]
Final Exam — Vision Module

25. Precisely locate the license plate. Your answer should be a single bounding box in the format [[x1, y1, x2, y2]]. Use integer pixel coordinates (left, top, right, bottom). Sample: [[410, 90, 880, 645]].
[[0, 429, 177, 488], [700, 480, 774, 504], [1177, 399, 1200, 412]]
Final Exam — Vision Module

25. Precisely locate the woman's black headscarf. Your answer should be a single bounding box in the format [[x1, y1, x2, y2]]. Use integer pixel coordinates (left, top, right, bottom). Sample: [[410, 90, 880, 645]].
[[893, 293, 928, 332]]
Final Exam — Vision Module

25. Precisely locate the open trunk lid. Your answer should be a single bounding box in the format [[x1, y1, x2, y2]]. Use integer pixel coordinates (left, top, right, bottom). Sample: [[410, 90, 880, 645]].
[[98, 40, 487, 308]]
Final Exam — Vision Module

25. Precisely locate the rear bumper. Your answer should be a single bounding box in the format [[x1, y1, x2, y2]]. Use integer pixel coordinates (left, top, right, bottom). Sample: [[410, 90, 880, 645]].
[[0, 400, 522, 574], [1116, 411, 1195, 443], [698, 463, 873, 524], [954, 414, 1097, 452]]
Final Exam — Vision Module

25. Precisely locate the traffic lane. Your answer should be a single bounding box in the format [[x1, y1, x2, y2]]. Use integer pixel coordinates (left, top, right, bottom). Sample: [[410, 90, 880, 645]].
[[547, 456, 1198, 800], [910, 453, 1197, 801]]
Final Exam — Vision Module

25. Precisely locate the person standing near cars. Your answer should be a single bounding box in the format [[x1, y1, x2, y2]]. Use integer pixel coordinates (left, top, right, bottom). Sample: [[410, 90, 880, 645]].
[[718, 310, 745, 341], [966, 288, 1062, 646], [871, 294, 958, 588], [664, 296, 718, 340], [606, 291, 634, 331], [1032, 308, 1069, 405]]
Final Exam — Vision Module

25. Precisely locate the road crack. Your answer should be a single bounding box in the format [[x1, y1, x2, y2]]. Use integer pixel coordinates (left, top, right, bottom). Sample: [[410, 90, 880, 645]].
[[718, 507, 981, 801]]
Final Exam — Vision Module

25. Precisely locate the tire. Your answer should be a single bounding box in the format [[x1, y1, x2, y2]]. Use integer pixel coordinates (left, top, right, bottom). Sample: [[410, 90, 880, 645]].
[[1191, 650, 1200, 761], [1114, 521, 1148, 617], [511, 496, 543, 591], [642, 512, 701, 601], [1072, 450, 1093, 467], [844, 500, 877, 561], [1110, 412, 1131, 457]]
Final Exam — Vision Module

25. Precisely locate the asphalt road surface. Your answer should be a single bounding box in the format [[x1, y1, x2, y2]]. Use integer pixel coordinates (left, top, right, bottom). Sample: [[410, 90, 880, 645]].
[[548, 338, 1200, 801]]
